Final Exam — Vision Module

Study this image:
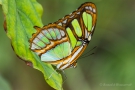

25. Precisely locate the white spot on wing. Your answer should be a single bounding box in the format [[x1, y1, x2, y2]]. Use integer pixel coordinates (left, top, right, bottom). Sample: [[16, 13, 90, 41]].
[[89, 6, 92, 11], [58, 23, 62, 26], [85, 6, 89, 9], [60, 30, 65, 36], [77, 12, 80, 14], [70, 15, 74, 18], [93, 8, 96, 13], [92, 26, 95, 31], [88, 35, 91, 41], [63, 19, 67, 24], [87, 32, 90, 37]]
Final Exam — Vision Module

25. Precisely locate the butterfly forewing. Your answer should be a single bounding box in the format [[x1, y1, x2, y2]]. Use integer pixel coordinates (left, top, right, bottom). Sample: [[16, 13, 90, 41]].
[[53, 2, 97, 69], [55, 2, 96, 39], [29, 25, 69, 55]]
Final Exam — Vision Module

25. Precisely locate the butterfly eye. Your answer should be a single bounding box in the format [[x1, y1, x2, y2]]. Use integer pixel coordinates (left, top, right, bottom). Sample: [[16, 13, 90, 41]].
[[84, 39, 89, 44]]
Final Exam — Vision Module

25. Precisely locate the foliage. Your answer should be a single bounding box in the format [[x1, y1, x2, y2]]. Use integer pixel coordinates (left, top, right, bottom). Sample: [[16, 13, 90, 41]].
[[0, 0, 62, 90]]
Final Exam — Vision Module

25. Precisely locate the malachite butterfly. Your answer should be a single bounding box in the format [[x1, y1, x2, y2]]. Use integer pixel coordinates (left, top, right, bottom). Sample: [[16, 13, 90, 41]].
[[29, 2, 97, 70]]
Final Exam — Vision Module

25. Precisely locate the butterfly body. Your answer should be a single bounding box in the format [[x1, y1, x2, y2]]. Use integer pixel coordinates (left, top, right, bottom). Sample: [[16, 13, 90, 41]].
[[29, 2, 97, 70]]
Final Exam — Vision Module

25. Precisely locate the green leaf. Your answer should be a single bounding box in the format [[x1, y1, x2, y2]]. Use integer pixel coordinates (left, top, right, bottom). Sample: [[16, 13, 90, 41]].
[[1, 0, 62, 89], [0, 75, 11, 90], [0, 0, 2, 5]]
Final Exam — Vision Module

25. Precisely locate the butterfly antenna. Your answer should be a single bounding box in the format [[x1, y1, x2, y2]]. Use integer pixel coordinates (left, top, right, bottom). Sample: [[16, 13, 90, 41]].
[[61, 70, 67, 85], [79, 46, 96, 59], [79, 52, 95, 59]]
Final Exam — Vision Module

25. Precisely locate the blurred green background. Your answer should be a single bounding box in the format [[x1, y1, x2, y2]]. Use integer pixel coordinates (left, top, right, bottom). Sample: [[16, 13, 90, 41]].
[[0, 0, 135, 90]]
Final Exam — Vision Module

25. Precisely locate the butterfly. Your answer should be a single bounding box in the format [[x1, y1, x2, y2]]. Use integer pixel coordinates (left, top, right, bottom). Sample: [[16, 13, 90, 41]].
[[29, 2, 97, 70]]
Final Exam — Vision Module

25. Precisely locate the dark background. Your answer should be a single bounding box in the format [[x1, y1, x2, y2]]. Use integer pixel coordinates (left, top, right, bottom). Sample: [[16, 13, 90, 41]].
[[0, 0, 135, 90]]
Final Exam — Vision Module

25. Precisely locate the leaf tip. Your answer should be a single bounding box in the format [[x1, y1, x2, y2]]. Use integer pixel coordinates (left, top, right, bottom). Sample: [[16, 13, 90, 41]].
[[25, 61, 33, 67]]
